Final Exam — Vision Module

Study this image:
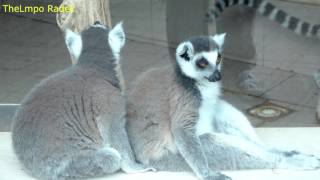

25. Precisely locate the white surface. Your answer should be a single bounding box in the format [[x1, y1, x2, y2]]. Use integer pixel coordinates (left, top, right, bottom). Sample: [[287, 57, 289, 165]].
[[1, 128, 320, 180]]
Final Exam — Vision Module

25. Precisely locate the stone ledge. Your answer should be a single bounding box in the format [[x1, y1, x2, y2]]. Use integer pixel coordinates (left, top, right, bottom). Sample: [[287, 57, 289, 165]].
[[1, 128, 319, 179]]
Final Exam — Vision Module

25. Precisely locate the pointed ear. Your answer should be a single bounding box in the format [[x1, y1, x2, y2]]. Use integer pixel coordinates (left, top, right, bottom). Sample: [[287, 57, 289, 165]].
[[176, 41, 194, 61], [64, 29, 82, 64], [108, 22, 125, 54], [212, 33, 226, 50]]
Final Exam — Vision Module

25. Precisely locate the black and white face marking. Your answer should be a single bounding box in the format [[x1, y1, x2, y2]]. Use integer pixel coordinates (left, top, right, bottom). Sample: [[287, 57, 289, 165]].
[[176, 33, 226, 83], [64, 21, 125, 64]]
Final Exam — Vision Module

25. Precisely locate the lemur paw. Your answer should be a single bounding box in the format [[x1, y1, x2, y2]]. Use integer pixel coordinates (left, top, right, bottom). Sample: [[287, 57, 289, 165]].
[[280, 153, 320, 170], [121, 162, 156, 173]]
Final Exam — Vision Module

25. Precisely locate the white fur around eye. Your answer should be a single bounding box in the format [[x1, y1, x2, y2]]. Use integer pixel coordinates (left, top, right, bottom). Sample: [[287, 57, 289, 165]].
[[65, 29, 83, 63], [201, 51, 219, 67], [108, 22, 125, 60]]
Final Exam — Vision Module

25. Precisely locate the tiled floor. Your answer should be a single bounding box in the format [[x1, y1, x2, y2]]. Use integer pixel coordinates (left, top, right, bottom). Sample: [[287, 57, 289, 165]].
[[0, 8, 319, 131]]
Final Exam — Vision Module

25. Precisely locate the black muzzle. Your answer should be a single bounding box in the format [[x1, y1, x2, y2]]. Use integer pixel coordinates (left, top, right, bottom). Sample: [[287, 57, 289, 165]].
[[207, 70, 221, 82]]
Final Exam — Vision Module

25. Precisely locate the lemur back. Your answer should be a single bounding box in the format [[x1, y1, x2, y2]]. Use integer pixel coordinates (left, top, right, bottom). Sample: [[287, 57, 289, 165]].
[[207, 0, 320, 38], [11, 22, 151, 180]]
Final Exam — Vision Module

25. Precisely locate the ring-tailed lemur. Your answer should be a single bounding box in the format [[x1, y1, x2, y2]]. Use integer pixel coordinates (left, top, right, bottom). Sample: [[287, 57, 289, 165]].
[[126, 34, 320, 180], [206, 0, 320, 38], [11, 22, 153, 180]]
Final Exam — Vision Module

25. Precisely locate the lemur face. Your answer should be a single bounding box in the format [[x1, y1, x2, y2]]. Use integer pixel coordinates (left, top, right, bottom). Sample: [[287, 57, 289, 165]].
[[176, 33, 226, 83], [64, 21, 125, 64]]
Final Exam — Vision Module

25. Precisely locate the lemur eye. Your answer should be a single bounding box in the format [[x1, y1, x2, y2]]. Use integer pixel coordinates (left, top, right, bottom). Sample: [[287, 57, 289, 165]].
[[216, 53, 222, 65], [196, 58, 209, 69]]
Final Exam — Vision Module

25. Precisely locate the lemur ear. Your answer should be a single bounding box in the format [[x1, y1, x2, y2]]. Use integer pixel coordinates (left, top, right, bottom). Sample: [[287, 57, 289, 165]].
[[212, 33, 226, 51], [108, 22, 125, 54], [65, 29, 83, 64], [176, 42, 194, 61]]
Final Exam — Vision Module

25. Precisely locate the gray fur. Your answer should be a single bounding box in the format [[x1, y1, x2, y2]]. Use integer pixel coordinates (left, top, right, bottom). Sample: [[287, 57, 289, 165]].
[[187, 36, 219, 53], [126, 36, 320, 180], [207, 0, 320, 38], [11, 24, 151, 180]]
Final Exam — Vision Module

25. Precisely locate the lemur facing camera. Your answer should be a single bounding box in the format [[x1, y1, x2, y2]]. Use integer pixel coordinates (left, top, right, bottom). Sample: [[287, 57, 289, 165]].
[[126, 34, 320, 180], [11, 22, 152, 180]]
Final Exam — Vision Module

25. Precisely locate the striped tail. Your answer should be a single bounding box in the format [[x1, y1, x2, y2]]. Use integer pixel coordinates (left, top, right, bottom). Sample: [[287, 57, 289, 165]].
[[207, 0, 320, 38]]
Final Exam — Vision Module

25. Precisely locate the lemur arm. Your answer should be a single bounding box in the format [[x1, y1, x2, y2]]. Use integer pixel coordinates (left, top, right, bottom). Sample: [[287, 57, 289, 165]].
[[171, 119, 228, 180], [172, 125, 210, 178], [109, 115, 155, 173]]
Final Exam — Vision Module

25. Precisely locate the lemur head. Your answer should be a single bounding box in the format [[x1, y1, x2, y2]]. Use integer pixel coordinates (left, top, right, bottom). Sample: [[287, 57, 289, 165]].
[[64, 21, 125, 64], [176, 33, 226, 83]]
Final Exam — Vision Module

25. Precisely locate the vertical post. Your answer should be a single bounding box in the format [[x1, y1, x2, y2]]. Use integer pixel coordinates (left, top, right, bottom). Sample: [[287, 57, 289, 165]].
[[56, 0, 112, 64], [57, 0, 112, 33]]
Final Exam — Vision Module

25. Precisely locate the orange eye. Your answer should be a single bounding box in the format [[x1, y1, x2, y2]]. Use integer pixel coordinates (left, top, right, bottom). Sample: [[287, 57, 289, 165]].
[[196, 58, 208, 69]]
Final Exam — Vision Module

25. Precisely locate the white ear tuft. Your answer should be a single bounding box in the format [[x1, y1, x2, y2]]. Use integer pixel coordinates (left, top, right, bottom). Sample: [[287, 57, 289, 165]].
[[108, 21, 125, 55], [176, 42, 194, 61], [65, 29, 82, 64], [212, 33, 226, 50]]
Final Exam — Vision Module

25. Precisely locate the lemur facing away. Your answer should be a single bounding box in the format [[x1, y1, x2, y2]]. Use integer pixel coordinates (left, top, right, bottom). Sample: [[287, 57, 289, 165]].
[[11, 22, 152, 180], [126, 34, 320, 180], [206, 0, 320, 38]]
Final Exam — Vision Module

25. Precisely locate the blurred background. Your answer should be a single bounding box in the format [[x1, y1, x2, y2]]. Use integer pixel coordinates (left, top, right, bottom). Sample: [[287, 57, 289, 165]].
[[0, 0, 320, 131]]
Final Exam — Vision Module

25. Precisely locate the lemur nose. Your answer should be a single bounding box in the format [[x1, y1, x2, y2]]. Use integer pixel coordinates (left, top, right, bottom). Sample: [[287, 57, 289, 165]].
[[208, 70, 221, 82], [94, 21, 101, 25]]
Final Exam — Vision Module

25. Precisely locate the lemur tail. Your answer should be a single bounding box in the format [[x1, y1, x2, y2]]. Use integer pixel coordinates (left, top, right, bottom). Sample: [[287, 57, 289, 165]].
[[207, 0, 320, 38]]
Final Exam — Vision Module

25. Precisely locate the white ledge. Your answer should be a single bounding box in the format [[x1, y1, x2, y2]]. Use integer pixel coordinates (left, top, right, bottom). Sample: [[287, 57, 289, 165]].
[[1, 128, 320, 180]]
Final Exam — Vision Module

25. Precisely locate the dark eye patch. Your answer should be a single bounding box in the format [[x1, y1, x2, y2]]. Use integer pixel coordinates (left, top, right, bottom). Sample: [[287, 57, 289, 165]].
[[196, 58, 209, 69]]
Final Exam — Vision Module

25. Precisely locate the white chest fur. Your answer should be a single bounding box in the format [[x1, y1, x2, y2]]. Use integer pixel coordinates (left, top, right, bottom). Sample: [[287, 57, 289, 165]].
[[195, 82, 221, 136]]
